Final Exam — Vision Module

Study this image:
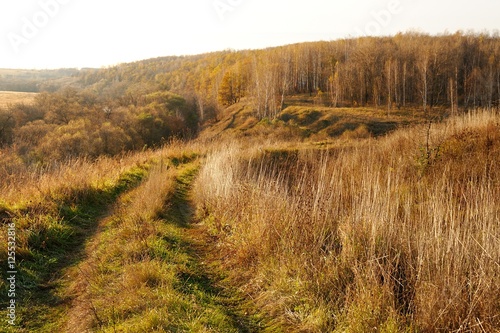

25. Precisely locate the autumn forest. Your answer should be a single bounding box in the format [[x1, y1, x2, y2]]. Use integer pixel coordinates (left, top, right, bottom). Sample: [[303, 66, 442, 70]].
[[2, 32, 500, 162]]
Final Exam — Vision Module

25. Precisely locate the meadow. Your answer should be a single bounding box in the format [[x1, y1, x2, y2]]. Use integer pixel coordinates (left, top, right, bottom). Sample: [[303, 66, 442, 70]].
[[195, 109, 500, 332], [0, 91, 37, 108], [1, 32, 499, 332], [1, 106, 499, 332]]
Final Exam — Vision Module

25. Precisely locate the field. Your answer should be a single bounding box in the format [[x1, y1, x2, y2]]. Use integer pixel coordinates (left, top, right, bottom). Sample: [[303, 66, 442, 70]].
[[0, 104, 499, 332], [0, 91, 37, 108], [194, 109, 500, 332]]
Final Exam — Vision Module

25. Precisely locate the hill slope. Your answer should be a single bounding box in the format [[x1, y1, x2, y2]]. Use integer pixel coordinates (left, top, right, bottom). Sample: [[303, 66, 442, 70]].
[[199, 97, 441, 144], [1, 109, 499, 332]]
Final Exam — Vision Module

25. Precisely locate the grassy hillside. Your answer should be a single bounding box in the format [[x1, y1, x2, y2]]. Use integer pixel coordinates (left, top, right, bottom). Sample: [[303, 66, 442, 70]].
[[199, 97, 443, 146], [1, 107, 499, 332], [0, 141, 268, 332], [195, 109, 500, 332]]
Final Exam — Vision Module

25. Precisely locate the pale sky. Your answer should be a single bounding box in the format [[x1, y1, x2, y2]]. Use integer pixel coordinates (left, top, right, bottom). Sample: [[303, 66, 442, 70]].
[[1, 0, 498, 69]]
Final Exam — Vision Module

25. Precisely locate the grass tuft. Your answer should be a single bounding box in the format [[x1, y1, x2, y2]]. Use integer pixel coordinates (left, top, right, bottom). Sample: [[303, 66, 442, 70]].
[[194, 109, 500, 332]]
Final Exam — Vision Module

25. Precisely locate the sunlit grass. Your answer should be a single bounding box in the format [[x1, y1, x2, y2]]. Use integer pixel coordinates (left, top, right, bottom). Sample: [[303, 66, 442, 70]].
[[0, 91, 37, 108], [194, 109, 500, 332], [1, 108, 499, 332]]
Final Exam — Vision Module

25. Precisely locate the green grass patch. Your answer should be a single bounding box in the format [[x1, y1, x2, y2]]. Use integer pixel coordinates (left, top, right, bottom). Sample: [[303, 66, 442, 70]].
[[77, 163, 263, 332], [0, 165, 149, 332], [1, 154, 268, 332]]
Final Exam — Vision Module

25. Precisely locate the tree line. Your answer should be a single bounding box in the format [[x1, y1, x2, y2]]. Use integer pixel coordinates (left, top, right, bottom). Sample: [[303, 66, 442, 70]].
[[1, 31, 499, 164], [77, 31, 500, 120]]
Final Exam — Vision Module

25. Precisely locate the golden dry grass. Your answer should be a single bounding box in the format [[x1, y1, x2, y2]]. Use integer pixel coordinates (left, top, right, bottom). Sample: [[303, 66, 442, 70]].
[[194, 109, 500, 332], [0, 139, 201, 206], [0, 91, 37, 108], [1, 108, 499, 331], [0, 151, 151, 207]]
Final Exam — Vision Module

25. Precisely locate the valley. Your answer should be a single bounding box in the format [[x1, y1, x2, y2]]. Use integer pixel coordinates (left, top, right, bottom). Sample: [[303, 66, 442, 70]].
[[1, 32, 499, 332]]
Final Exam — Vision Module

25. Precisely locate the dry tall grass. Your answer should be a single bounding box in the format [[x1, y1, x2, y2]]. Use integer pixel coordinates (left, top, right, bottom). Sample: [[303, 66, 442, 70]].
[[194, 109, 500, 332], [0, 139, 199, 206], [0, 152, 147, 206], [0, 91, 37, 108]]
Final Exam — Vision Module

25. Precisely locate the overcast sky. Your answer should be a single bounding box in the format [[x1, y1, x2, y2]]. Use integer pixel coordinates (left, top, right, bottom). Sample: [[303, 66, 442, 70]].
[[1, 0, 499, 69]]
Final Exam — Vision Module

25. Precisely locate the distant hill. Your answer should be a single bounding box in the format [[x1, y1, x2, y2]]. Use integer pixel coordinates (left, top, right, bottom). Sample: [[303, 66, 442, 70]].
[[4, 32, 498, 118], [0, 68, 82, 92], [74, 32, 500, 124]]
